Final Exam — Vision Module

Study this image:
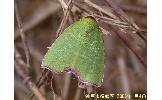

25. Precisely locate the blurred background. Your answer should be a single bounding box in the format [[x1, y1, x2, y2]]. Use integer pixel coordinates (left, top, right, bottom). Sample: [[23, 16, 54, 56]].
[[14, 0, 147, 100]]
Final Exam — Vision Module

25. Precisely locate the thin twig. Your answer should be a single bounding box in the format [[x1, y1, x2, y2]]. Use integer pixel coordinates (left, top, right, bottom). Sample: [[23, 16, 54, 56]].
[[74, 3, 131, 30], [136, 31, 147, 43], [109, 26, 147, 68], [105, 0, 147, 43], [97, 16, 132, 29], [15, 61, 46, 100], [27, 69, 48, 100], [56, 0, 73, 38], [15, 1, 30, 68], [105, 0, 139, 30], [57, 0, 68, 11], [95, 15, 128, 26], [84, 0, 117, 19], [127, 47, 147, 75]]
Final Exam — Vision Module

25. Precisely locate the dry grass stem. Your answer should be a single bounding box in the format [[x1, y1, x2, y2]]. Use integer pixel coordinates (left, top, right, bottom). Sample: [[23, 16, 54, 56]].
[[15, 2, 30, 68], [84, 0, 117, 19], [56, 0, 73, 38], [15, 61, 46, 100]]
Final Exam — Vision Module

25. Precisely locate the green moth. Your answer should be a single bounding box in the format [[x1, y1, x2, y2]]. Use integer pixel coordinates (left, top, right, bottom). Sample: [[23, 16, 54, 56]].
[[42, 16, 104, 86]]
